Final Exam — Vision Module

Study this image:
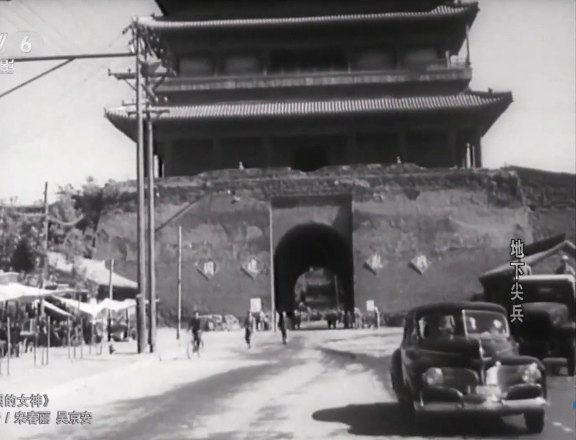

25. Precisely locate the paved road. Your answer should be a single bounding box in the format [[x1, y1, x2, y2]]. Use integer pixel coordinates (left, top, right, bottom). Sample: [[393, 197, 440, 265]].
[[18, 329, 576, 440]]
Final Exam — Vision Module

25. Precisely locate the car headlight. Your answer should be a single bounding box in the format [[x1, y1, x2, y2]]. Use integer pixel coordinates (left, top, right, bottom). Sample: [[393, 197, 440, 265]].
[[422, 368, 444, 386], [521, 363, 542, 383]]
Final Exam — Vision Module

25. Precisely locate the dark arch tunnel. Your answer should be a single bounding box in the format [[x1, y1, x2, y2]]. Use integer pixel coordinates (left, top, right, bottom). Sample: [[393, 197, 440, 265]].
[[273, 223, 354, 313]]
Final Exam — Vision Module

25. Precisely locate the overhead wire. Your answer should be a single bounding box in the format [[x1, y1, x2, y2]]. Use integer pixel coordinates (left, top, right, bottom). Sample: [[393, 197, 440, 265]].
[[1, 1, 152, 148]]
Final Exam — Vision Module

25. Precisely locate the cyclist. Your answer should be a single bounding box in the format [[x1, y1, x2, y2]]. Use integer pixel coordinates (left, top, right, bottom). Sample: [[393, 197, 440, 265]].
[[187, 311, 203, 355]]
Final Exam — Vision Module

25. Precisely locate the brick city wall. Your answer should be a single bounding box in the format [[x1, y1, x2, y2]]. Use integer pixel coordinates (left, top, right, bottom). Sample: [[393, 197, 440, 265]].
[[95, 165, 573, 321]]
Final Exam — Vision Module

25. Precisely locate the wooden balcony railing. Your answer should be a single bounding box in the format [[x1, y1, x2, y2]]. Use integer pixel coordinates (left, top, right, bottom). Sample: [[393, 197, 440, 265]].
[[160, 58, 471, 92]]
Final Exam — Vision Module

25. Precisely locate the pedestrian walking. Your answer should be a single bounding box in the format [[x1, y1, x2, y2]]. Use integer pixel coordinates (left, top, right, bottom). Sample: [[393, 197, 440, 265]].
[[354, 308, 362, 329], [244, 311, 255, 349], [374, 307, 380, 329], [278, 311, 288, 344]]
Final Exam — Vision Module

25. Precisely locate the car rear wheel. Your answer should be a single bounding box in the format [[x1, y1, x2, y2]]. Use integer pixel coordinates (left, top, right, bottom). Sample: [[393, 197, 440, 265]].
[[524, 410, 545, 434]]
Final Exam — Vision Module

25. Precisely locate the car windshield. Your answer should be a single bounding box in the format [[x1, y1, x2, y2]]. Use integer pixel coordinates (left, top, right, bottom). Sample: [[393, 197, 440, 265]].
[[418, 310, 509, 340]]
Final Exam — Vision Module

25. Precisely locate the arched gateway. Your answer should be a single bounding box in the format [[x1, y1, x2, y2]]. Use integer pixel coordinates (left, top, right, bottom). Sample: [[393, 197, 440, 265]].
[[273, 223, 354, 314]]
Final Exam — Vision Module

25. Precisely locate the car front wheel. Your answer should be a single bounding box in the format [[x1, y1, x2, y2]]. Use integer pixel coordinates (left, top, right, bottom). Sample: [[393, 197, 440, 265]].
[[524, 410, 545, 434]]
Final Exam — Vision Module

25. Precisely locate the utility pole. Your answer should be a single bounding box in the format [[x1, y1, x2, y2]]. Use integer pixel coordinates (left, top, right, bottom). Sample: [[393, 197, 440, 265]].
[[42, 182, 49, 288], [108, 17, 170, 354], [268, 202, 277, 332], [134, 19, 147, 354], [146, 109, 156, 352], [465, 25, 471, 66], [39, 182, 49, 323], [108, 259, 114, 300], [144, 105, 168, 353], [177, 226, 182, 340]]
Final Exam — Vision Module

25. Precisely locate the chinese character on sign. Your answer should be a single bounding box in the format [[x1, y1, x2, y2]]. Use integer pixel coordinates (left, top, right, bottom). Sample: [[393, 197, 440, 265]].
[[510, 260, 527, 280], [196, 259, 218, 280], [410, 254, 430, 275], [510, 304, 524, 323], [510, 281, 524, 301], [0, 59, 14, 74], [510, 239, 525, 259], [365, 252, 384, 274], [242, 257, 263, 279]]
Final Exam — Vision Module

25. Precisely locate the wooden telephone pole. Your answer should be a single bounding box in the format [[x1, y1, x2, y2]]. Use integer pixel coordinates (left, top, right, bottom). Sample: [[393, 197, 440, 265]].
[[134, 21, 148, 354], [110, 18, 170, 353], [177, 226, 182, 340], [145, 107, 165, 352], [42, 182, 49, 288]]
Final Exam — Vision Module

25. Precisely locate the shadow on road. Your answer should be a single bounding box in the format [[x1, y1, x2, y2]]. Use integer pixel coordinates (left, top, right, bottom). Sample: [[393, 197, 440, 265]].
[[316, 349, 529, 437], [312, 402, 524, 437]]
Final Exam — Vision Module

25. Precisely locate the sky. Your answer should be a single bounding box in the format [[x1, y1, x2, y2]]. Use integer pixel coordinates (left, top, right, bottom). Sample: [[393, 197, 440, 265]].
[[0, 0, 574, 204]]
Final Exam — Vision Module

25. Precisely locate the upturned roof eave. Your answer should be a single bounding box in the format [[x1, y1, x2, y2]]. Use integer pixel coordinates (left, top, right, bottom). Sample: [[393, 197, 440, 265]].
[[104, 91, 512, 140], [138, 3, 478, 32]]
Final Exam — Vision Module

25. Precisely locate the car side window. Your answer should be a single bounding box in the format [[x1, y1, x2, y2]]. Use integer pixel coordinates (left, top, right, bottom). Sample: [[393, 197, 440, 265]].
[[407, 319, 418, 343]]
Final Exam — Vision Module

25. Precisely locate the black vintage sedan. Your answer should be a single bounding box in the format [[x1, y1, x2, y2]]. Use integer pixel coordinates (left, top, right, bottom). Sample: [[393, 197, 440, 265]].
[[390, 302, 548, 434]]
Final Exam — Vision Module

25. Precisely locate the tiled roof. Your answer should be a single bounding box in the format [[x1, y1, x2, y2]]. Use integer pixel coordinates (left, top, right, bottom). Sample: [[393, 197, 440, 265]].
[[105, 92, 511, 122], [139, 4, 477, 30]]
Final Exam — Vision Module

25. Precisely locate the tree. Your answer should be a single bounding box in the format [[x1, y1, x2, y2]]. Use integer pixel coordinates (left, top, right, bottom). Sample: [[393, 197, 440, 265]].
[[11, 237, 36, 273], [0, 177, 121, 280], [0, 205, 43, 273], [53, 177, 121, 259]]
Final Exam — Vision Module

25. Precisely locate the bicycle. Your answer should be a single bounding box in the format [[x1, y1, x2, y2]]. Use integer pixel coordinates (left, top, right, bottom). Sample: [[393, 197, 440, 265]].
[[186, 331, 204, 359]]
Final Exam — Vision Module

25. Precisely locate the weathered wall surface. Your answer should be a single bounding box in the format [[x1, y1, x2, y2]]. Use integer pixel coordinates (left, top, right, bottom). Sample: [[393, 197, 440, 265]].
[[97, 187, 272, 322], [95, 165, 573, 320], [352, 176, 531, 312]]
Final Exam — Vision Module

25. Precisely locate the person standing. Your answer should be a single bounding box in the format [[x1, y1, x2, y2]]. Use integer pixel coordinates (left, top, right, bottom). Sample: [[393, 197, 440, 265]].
[[343, 310, 351, 329], [374, 307, 380, 329], [555, 255, 575, 276], [278, 311, 288, 344], [244, 311, 255, 349]]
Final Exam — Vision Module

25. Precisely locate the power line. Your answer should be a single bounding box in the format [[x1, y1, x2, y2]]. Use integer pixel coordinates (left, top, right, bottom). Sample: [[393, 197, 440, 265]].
[[0, 53, 133, 100], [12, 52, 133, 62], [0, 59, 74, 99]]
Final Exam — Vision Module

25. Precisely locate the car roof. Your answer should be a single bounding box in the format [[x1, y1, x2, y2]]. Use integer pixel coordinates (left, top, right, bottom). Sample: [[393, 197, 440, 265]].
[[408, 301, 507, 319], [519, 274, 575, 282]]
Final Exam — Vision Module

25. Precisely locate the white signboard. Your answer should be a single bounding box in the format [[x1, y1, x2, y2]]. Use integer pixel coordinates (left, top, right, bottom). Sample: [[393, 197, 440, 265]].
[[365, 252, 384, 274], [410, 254, 430, 275], [366, 300, 375, 312], [196, 259, 218, 280], [242, 256, 264, 279], [250, 298, 262, 313]]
